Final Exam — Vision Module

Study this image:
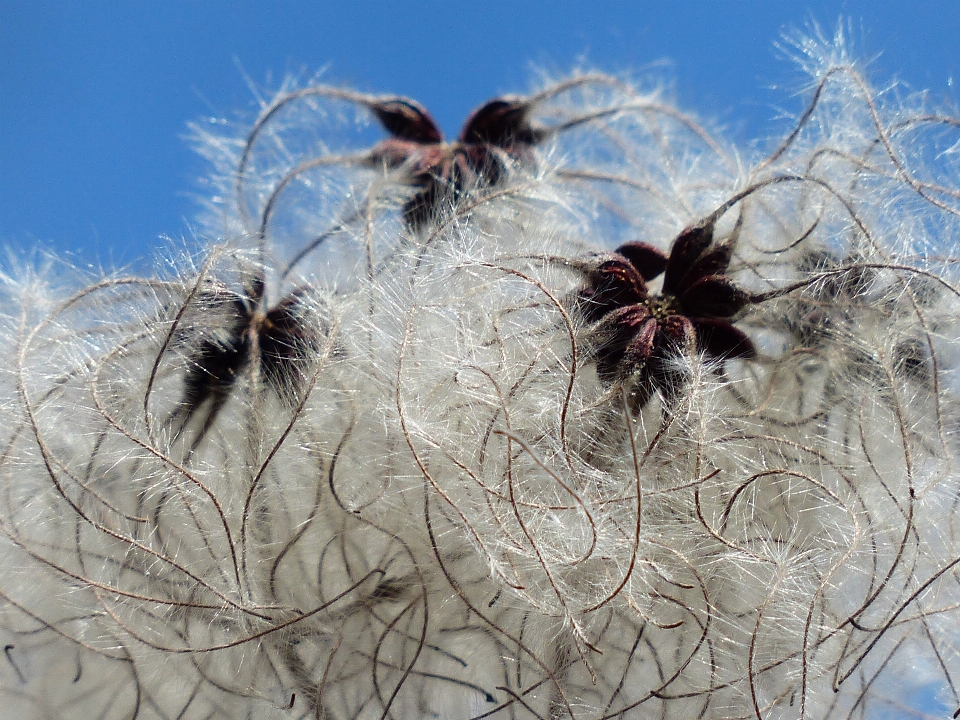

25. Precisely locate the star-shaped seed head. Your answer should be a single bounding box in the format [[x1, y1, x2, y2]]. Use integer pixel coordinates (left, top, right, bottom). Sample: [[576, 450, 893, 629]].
[[171, 279, 325, 451], [579, 223, 756, 410], [368, 96, 544, 229]]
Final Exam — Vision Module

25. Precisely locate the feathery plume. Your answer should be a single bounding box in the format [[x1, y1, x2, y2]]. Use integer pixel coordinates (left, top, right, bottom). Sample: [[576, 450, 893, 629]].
[[3, 25, 960, 720]]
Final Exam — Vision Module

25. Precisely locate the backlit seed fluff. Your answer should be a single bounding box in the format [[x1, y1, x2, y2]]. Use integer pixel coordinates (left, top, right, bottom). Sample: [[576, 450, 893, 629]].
[[3, 27, 960, 720]]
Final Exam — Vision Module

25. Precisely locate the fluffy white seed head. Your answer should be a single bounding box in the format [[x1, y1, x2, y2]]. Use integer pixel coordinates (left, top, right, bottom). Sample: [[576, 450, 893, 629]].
[[4, 30, 960, 720]]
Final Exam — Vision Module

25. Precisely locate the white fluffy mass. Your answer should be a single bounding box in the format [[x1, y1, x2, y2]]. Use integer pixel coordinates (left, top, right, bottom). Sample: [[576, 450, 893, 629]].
[[2, 29, 960, 720]]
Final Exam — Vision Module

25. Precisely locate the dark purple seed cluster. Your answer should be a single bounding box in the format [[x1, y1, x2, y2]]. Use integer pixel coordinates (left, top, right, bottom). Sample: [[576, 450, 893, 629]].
[[578, 223, 755, 409]]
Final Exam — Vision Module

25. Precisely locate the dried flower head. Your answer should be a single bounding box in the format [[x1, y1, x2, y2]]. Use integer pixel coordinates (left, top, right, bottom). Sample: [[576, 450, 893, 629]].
[[579, 222, 756, 409], [367, 95, 545, 228], [167, 273, 327, 452]]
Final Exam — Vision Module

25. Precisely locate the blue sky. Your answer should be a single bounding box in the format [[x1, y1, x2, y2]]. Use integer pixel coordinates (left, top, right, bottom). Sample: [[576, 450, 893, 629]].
[[3, 2, 960, 269]]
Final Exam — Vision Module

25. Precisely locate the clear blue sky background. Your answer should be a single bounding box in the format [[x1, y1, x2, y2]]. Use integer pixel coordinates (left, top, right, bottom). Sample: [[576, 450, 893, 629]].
[[2, 2, 959, 269]]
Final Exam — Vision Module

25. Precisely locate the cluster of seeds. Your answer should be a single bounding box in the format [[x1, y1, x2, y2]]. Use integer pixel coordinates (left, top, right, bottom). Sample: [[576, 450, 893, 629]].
[[3, 35, 960, 720]]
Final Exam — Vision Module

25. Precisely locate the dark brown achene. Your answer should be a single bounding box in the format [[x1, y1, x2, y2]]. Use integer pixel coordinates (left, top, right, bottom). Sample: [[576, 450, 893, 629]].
[[171, 277, 323, 450], [368, 96, 545, 229], [579, 222, 756, 409]]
